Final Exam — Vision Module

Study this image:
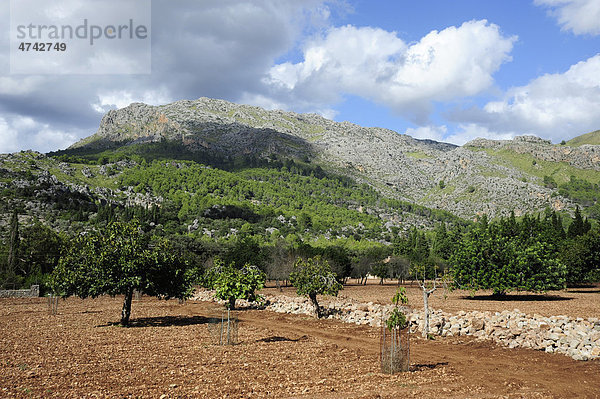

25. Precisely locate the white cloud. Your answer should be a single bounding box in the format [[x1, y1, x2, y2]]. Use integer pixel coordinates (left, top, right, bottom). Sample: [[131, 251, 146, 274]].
[[445, 124, 515, 146], [0, 115, 79, 153], [535, 0, 600, 35], [405, 123, 516, 146], [457, 54, 600, 142], [92, 89, 173, 113], [0, 118, 20, 154], [0, 77, 45, 96], [0, 1, 340, 152], [32, 127, 78, 152], [263, 20, 516, 123], [405, 125, 447, 142]]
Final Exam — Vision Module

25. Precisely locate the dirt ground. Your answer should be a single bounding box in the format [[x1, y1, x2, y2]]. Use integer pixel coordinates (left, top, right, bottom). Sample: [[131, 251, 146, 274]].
[[263, 280, 600, 319], [1, 295, 599, 398]]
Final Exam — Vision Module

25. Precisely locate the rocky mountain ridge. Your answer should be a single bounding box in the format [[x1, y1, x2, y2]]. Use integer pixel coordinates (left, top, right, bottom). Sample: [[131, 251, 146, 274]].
[[70, 97, 598, 219]]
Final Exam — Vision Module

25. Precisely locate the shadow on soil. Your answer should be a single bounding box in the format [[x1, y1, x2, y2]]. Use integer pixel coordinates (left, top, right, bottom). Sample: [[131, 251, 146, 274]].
[[256, 335, 309, 343], [462, 294, 573, 302], [98, 315, 212, 328], [411, 362, 449, 371]]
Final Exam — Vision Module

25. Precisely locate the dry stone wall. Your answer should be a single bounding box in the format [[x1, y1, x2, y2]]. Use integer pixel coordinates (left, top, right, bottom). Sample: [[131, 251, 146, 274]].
[[0, 285, 39, 298], [194, 290, 600, 361]]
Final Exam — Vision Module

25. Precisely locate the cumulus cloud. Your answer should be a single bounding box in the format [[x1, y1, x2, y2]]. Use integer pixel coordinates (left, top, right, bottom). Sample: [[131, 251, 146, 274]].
[[262, 20, 516, 124], [404, 123, 516, 146], [535, 0, 600, 35], [92, 89, 173, 113], [0, 115, 78, 154], [451, 54, 600, 142], [405, 125, 448, 142], [0, 118, 20, 154], [0, 0, 338, 152]]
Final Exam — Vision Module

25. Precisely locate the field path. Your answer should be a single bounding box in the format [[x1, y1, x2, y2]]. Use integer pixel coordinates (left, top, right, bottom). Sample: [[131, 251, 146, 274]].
[[1, 297, 598, 398], [231, 304, 600, 398]]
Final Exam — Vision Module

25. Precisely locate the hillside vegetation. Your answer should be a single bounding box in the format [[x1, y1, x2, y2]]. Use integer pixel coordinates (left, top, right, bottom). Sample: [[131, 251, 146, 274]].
[[567, 130, 600, 147], [1, 97, 599, 293]]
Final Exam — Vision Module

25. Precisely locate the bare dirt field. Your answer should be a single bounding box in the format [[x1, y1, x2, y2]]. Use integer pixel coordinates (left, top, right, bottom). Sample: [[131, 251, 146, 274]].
[[1, 293, 599, 398], [264, 280, 600, 319]]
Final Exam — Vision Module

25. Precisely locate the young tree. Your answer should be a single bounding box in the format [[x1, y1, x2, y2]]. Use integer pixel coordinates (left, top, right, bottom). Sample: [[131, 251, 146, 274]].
[[413, 264, 438, 338], [51, 221, 198, 326], [290, 256, 342, 318], [203, 259, 266, 310]]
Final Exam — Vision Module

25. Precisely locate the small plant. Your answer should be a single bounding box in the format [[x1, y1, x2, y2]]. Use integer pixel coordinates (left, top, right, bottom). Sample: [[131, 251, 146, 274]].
[[381, 287, 410, 373], [438, 180, 446, 189], [203, 258, 266, 310], [386, 288, 408, 330]]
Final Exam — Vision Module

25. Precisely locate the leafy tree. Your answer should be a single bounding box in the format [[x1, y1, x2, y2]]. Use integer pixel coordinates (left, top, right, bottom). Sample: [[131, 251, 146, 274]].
[[567, 206, 591, 238], [51, 221, 197, 326], [371, 262, 389, 285], [560, 229, 600, 285], [450, 216, 566, 295], [203, 258, 266, 310], [222, 235, 267, 269], [387, 255, 411, 284], [290, 256, 342, 318], [18, 221, 63, 293], [394, 227, 431, 266], [321, 245, 352, 283]]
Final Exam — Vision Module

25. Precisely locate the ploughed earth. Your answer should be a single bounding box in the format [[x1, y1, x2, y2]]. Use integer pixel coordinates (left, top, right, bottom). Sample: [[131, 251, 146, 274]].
[[1, 283, 599, 398]]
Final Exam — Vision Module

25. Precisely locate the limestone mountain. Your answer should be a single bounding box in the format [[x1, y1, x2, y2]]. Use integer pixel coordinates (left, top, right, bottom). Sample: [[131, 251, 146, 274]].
[[70, 97, 600, 219]]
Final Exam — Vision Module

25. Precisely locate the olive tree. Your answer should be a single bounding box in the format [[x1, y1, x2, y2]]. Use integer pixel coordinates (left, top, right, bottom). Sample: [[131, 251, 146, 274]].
[[51, 221, 198, 326], [289, 256, 342, 318]]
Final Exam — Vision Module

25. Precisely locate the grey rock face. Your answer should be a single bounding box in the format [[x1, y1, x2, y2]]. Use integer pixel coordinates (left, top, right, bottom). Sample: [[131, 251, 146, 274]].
[[70, 97, 588, 218]]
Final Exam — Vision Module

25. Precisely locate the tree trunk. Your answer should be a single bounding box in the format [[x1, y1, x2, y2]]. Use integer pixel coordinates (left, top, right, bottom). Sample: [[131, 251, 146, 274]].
[[228, 297, 236, 310], [276, 279, 282, 292], [422, 288, 429, 338], [121, 287, 134, 326], [309, 293, 321, 318]]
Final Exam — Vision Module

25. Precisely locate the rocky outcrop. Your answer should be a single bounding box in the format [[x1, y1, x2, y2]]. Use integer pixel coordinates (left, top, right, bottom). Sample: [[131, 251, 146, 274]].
[[467, 136, 600, 171], [69, 97, 585, 219], [193, 290, 600, 361]]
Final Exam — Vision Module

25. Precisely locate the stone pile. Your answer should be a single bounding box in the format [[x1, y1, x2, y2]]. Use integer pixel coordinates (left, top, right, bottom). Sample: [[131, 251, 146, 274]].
[[193, 290, 600, 361]]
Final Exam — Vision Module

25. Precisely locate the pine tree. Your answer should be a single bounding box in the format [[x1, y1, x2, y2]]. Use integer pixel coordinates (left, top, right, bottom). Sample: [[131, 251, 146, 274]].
[[568, 206, 590, 238]]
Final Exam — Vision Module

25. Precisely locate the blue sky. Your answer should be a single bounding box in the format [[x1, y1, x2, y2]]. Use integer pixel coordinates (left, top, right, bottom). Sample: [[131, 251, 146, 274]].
[[1, 0, 599, 153]]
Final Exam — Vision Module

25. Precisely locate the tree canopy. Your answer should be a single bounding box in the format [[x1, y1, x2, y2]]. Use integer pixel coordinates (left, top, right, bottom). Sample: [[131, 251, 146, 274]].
[[450, 214, 567, 295], [289, 256, 342, 318], [51, 221, 198, 325]]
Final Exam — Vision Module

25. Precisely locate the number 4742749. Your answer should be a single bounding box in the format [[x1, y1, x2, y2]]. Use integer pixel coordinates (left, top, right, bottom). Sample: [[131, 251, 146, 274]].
[[18, 42, 67, 51]]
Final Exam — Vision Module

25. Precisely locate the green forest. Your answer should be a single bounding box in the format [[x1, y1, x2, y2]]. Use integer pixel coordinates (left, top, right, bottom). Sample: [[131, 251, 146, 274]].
[[1, 146, 599, 295]]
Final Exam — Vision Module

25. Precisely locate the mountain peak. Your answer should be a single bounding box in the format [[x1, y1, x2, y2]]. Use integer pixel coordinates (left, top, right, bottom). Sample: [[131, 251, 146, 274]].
[[67, 97, 589, 219]]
